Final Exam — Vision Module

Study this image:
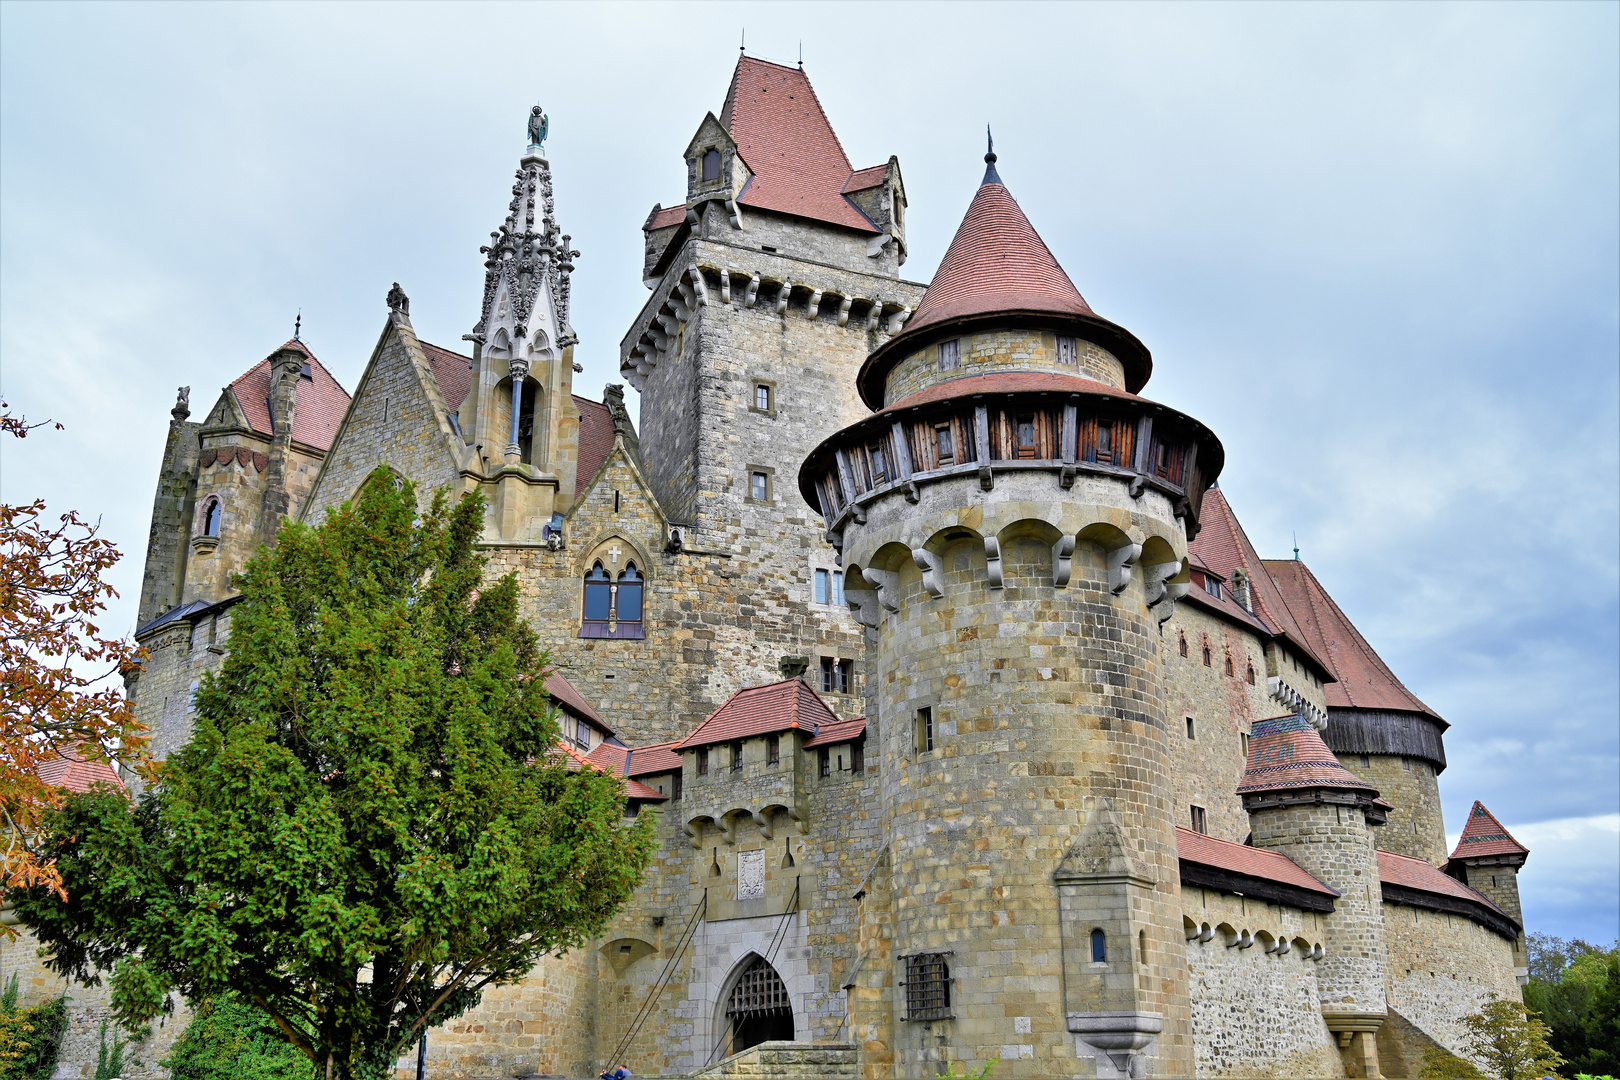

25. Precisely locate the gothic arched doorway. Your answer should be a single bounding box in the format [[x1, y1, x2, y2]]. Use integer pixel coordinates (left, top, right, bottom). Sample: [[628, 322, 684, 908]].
[[724, 955, 794, 1052]]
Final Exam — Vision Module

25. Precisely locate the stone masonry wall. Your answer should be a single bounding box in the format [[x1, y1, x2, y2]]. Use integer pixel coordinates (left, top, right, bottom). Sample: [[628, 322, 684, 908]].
[[127, 608, 232, 771], [1162, 602, 1271, 844], [882, 331, 1125, 406], [136, 416, 201, 626], [1181, 887, 1343, 1079], [1345, 754, 1448, 865], [1380, 901, 1520, 1077]]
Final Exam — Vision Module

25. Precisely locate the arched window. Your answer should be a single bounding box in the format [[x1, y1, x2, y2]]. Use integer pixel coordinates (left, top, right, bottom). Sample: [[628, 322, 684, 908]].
[[1178, 632, 1188, 658], [201, 499, 221, 537], [583, 563, 612, 621], [1246, 662, 1256, 685], [1202, 644, 1212, 667], [580, 558, 645, 640], [702, 148, 721, 181], [1091, 929, 1107, 963], [1224, 652, 1234, 677]]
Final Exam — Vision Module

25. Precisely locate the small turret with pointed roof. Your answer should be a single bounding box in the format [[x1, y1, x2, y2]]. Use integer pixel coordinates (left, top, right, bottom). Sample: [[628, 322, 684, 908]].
[[1447, 800, 1531, 980]]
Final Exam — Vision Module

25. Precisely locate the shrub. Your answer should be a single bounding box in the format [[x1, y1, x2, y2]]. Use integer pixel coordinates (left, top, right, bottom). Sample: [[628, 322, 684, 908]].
[[0, 975, 67, 1079], [162, 995, 316, 1080]]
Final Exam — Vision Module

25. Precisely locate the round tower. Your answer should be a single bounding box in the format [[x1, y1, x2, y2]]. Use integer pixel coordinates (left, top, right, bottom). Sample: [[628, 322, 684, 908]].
[[1239, 714, 1391, 1078], [800, 147, 1224, 1079]]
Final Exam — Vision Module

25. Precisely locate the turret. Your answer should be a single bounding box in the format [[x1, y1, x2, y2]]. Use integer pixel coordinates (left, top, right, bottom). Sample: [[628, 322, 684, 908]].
[[1447, 801, 1531, 984], [799, 144, 1224, 1078], [135, 387, 201, 626], [258, 345, 304, 538], [1239, 714, 1390, 1078]]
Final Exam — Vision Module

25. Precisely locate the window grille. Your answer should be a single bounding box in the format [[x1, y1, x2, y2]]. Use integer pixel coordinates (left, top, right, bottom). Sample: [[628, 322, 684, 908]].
[[902, 953, 952, 1021], [727, 956, 790, 1016]]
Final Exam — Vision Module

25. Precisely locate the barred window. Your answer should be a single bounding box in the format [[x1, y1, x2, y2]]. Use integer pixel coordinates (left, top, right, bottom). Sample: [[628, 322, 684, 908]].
[[902, 953, 952, 1021]]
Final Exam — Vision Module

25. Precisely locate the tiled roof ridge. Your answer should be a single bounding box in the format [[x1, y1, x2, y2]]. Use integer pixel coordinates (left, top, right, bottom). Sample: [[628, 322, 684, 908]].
[[1450, 800, 1529, 859], [1378, 849, 1514, 922], [1262, 558, 1438, 720], [226, 343, 351, 452], [1174, 826, 1338, 897], [723, 57, 854, 169], [675, 677, 839, 749]]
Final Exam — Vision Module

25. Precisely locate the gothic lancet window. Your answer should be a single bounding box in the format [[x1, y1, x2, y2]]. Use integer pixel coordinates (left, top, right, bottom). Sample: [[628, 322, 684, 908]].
[[583, 563, 612, 621], [580, 559, 645, 640], [201, 498, 221, 538]]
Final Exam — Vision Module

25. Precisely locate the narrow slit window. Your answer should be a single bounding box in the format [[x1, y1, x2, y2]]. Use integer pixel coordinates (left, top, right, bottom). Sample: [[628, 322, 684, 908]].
[[819, 747, 831, 778], [916, 707, 934, 753], [1191, 805, 1208, 834], [1090, 929, 1107, 963], [1202, 644, 1212, 667], [202, 499, 221, 537], [697, 747, 709, 776], [1224, 653, 1234, 677], [730, 740, 744, 772], [1240, 732, 1250, 757], [1179, 633, 1188, 658], [767, 734, 780, 765], [669, 769, 682, 801], [1186, 716, 1196, 740], [938, 338, 960, 371], [1246, 662, 1256, 685], [850, 739, 864, 774]]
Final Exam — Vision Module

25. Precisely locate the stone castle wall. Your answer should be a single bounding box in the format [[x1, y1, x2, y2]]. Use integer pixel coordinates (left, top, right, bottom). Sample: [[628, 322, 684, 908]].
[[881, 330, 1125, 405], [1346, 754, 1448, 865]]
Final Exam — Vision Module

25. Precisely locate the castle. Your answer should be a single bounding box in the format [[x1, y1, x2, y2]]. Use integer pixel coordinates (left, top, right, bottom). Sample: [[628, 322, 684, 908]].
[[88, 57, 1535, 1079]]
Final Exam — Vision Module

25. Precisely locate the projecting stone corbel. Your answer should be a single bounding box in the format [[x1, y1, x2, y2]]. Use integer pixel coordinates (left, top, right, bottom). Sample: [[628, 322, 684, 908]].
[[846, 589, 881, 628], [806, 287, 823, 319], [725, 198, 743, 230], [745, 272, 761, 309], [866, 302, 884, 331], [1129, 475, 1148, 500], [912, 548, 944, 598], [904, 480, 920, 504], [1143, 561, 1183, 609], [984, 537, 1004, 589], [979, 465, 994, 491], [776, 283, 792, 315], [687, 265, 709, 306], [837, 296, 853, 327], [862, 567, 900, 612], [1060, 464, 1078, 489], [1107, 543, 1142, 595], [719, 271, 731, 304], [684, 818, 707, 849], [1053, 536, 1076, 588], [1161, 580, 1190, 625], [887, 306, 910, 334], [866, 232, 892, 257]]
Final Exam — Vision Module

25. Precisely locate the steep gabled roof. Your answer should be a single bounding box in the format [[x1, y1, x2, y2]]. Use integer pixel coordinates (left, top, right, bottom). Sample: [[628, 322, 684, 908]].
[[228, 339, 351, 451], [903, 172, 1094, 338], [419, 341, 473, 414], [545, 671, 612, 736], [1189, 487, 1334, 680], [574, 396, 616, 494], [1449, 801, 1530, 861], [719, 57, 879, 234], [801, 716, 868, 748], [622, 741, 684, 778], [676, 678, 842, 750], [1265, 559, 1440, 720], [1238, 714, 1377, 796]]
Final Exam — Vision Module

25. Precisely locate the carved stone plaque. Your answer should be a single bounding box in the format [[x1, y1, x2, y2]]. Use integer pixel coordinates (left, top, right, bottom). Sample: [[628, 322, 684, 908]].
[[738, 849, 766, 900]]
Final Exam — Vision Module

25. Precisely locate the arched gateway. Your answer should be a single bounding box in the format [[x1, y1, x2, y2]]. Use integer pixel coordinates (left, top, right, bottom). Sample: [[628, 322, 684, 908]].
[[723, 955, 794, 1053]]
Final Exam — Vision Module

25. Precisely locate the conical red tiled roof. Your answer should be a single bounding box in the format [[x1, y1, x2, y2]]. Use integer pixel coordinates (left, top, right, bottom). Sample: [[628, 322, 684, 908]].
[[675, 678, 842, 750], [1238, 714, 1377, 796], [1265, 558, 1440, 720], [37, 747, 126, 795], [1450, 801, 1529, 860], [902, 172, 1094, 336], [720, 58, 879, 234]]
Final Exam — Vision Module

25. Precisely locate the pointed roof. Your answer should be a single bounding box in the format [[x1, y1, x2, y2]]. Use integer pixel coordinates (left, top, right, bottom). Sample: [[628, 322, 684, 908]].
[[675, 678, 842, 750], [719, 57, 880, 234], [903, 166, 1094, 337], [228, 340, 351, 452], [37, 747, 126, 795], [545, 671, 612, 736], [1265, 558, 1441, 721], [1450, 801, 1529, 861], [1238, 714, 1378, 796], [1188, 487, 1334, 680]]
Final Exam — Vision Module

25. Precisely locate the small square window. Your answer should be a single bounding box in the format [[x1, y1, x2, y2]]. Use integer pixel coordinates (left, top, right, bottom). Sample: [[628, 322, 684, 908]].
[[916, 707, 934, 753], [1057, 336, 1078, 365], [1186, 716, 1196, 740], [755, 384, 772, 411], [938, 338, 960, 371], [1191, 805, 1208, 834], [751, 472, 768, 500]]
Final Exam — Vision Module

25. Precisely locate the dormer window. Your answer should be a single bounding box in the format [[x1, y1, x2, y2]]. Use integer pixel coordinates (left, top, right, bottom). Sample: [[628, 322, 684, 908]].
[[702, 148, 721, 181]]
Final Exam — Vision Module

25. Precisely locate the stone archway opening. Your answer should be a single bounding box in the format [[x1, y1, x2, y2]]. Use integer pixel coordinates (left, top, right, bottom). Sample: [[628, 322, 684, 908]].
[[724, 955, 794, 1052]]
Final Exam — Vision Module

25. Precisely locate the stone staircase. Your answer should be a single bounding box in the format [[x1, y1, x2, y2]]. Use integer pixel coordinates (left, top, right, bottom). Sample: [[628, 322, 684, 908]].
[[680, 1041, 861, 1079]]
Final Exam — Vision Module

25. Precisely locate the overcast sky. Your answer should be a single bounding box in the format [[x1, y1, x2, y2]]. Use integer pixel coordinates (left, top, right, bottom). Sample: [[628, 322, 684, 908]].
[[2, 2, 1615, 942]]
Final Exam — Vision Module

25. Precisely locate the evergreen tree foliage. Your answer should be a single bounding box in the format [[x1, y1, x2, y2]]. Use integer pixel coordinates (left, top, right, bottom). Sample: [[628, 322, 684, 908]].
[[1525, 935, 1620, 1074], [15, 471, 656, 1080], [162, 994, 316, 1080]]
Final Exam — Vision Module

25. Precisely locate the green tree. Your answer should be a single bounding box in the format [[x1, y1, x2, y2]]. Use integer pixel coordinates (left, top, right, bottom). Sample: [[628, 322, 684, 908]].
[[1460, 995, 1564, 1080], [162, 994, 316, 1080], [1579, 953, 1620, 1077], [15, 471, 656, 1080]]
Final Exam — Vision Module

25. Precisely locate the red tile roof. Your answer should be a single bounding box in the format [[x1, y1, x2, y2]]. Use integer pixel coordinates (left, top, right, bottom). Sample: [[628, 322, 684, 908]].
[[646, 203, 688, 231], [229, 339, 351, 452], [622, 741, 684, 778], [420, 340, 473, 413], [902, 175, 1093, 339], [550, 742, 664, 801], [719, 58, 879, 234], [545, 671, 612, 735], [1379, 849, 1507, 913], [574, 395, 616, 493], [844, 165, 889, 193], [625, 777, 668, 801], [1238, 714, 1377, 795], [881, 371, 1140, 415], [1175, 826, 1338, 897], [1189, 488, 1334, 678], [37, 749, 125, 795], [1264, 559, 1439, 720], [586, 742, 628, 775], [676, 678, 842, 750], [801, 716, 868, 748], [1449, 801, 1530, 860]]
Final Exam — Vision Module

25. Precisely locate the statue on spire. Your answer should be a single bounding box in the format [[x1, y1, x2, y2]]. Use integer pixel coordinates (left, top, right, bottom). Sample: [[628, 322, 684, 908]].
[[527, 106, 548, 149]]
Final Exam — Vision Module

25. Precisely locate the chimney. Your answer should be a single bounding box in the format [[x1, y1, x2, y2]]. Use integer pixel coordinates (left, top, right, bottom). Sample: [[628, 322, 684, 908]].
[[260, 346, 304, 542]]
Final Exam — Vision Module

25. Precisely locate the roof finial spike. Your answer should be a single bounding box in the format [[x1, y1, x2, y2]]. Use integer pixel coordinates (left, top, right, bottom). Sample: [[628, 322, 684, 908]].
[[1293, 532, 1300, 561], [798, 41, 803, 69], [981, 125, 1002, 186], [294, 309, 301, 341], [740, 28, 745, 55]]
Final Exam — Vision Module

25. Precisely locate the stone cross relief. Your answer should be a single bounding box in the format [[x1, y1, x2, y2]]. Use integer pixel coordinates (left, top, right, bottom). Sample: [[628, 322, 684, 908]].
[[607, 545, 622, 565]]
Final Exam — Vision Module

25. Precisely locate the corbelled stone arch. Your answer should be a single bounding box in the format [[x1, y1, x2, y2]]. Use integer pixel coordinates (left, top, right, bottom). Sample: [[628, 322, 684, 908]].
[[1077, 520, 1142, 596], [991, 517, 1067, 590], [710, 952, 796, 1059], [574, 532, 653, 580]]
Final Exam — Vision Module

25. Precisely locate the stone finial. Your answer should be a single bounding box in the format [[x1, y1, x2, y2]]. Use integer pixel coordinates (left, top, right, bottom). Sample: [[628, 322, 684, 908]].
[[778, 655, 810, 679], [171, 386, 191, 422], [386, 282, 410, 315]]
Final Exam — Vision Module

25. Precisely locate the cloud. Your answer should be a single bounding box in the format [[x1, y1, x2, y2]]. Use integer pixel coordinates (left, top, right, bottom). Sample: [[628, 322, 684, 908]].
[[1451, 815, 1620, 943]]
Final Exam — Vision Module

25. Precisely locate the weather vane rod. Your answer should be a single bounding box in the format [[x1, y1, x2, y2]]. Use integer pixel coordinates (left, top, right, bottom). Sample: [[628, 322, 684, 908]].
[[294, 310, 301, 341]]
